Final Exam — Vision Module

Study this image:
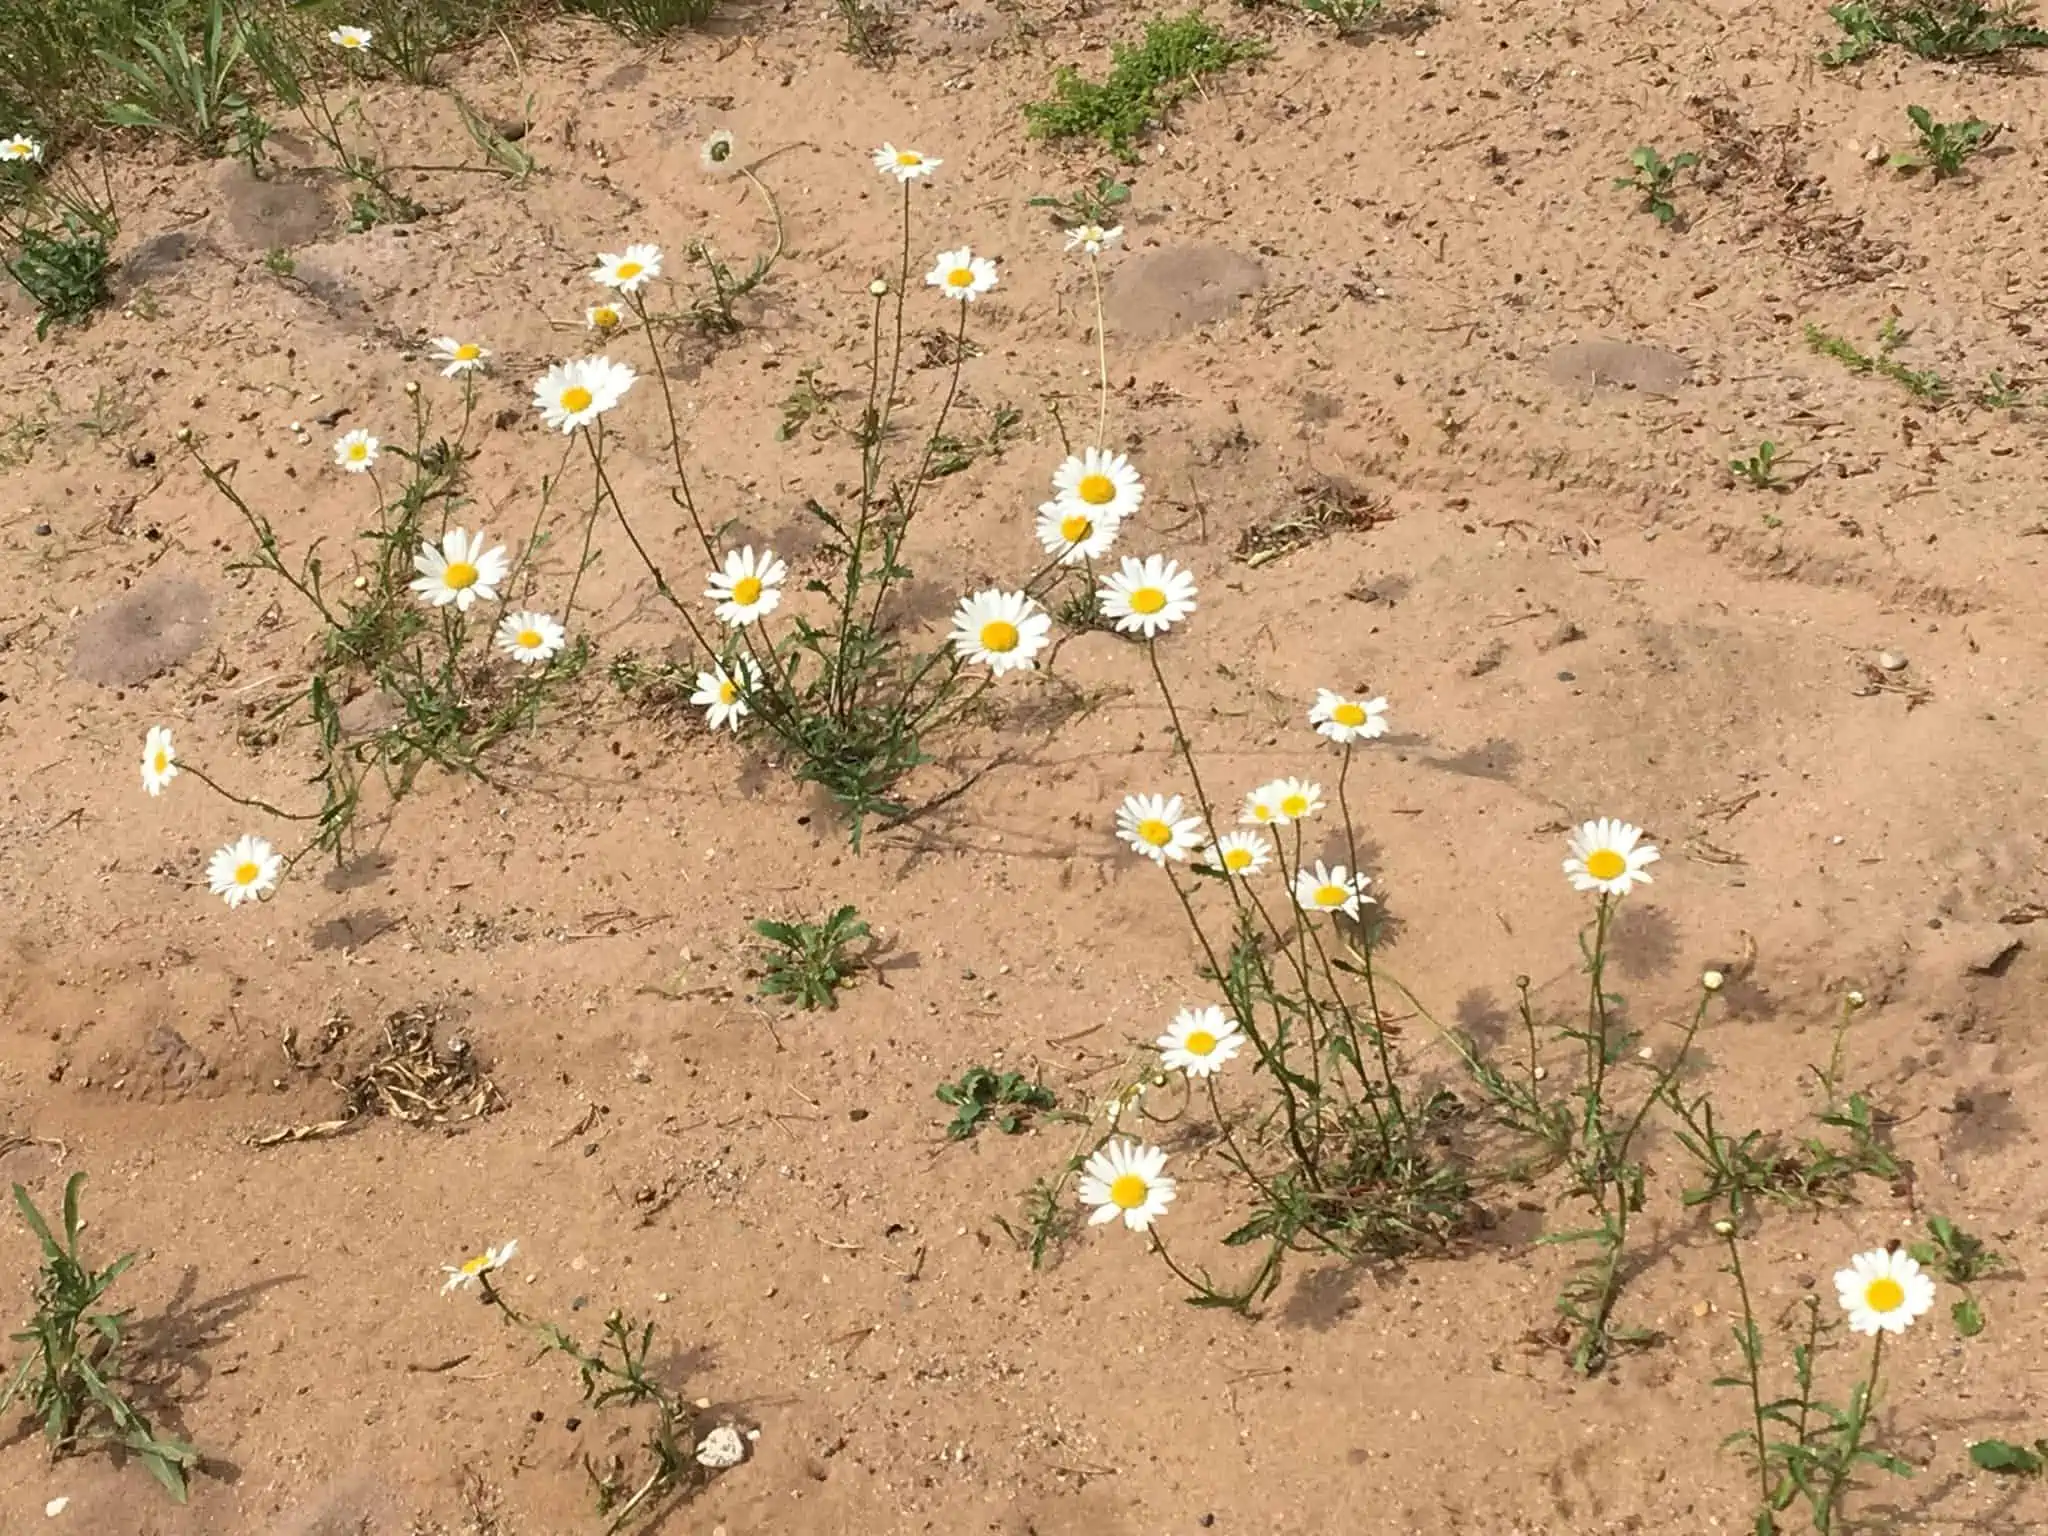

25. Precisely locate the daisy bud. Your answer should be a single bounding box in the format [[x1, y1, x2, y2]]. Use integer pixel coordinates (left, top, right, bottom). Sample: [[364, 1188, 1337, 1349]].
[[1712, 1219, 1735, 1237], [869, 278, 889, 297], [1701, 969, 1724, 992]]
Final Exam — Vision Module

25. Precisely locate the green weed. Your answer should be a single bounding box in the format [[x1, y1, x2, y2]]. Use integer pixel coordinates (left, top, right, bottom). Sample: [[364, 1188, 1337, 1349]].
[[1301, 0, 1384, 32], [1969, 1437, 2046, 1475], [832, 0, 899, 62], [937, 1067, 1058, 1139], [1614, 145, 1699, 227], [2, 1175, 200, 1500], [1822, 0, 2048, 63], [1023, 13, 1265, 159], [751, 905, 871, 1011], [1803, 320, 1950, 401], [566, 0, 718, 38], [1729, 441, 1787, 489], [99, 0, 256, 157], [1027, 172, 1131, 229], [1890, 105, 1998, 178], [6, 219, 111, 336]]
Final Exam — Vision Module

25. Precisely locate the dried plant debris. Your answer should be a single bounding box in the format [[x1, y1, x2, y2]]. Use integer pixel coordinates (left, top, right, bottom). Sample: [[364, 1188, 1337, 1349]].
[[250, 1006, 506, 1147], [1234, 479, 1392, 567]]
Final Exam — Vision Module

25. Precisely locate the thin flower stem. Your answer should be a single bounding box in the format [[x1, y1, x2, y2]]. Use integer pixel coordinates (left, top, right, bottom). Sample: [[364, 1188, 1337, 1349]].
[[559, 424, 607, 630], [1144, 638, 1221, 833], [1820, 1330, 1887, 1532], [863, 300, 971, 638], [179, 760, 318, 822], [1718, 1221, 1775, 1514], [1089, 254, 1110, 446], [626, 291, 715, 560]]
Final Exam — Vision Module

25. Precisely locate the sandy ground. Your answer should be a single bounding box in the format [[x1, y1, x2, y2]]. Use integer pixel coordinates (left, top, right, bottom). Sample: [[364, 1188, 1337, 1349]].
[[2, 3, 2046, 1533]]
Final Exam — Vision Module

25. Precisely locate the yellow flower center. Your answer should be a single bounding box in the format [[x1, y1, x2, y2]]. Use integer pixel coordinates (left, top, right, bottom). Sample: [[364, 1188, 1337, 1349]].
[[616, 261, 643, 280], [896, 151, 922, 166], [1584, 848, 1627, 881], [1129, 587, 1166, 615], [730, 575, 763, 607], [516, 629, 542, 651], [234, 861, 261, 887], [718, 680, 738, 705], [946, 267, 974, 287], [1333, 701, 1367, 727], [1184, 1030, 1217, 1056], [1250, 803, 1274, 822], [152, 751, 169, 773], [1280, 793, 1309, 817], [560, 385, 594, 414], [348, 442, 368, 460], [979, 619, 1019, 653], [461, 1252, 492, 1277], [1223, 846, 1252, 871], [1108, 1173, 1149, 1210], [1865, 1276, 1905, 1313], [1059, 512, 1093, 544], [443, 561, 479, 590], [1137, 818, 1172, 848], [593, 308, 619, 329], [454, 343, 480, 361], [1314, 883, 1347, 908], [1077, 472, 1116, 505]]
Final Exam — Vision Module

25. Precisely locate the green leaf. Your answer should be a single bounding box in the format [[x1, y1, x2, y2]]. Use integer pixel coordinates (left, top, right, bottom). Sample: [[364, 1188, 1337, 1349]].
[[1952, 1296, 1984, 1336], [1969, 1438, 2045, 1474]]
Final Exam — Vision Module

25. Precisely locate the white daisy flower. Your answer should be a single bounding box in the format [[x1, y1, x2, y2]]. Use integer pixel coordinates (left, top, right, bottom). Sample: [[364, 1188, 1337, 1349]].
[[207, 834, 281, 908], [1157, 1006, 1243, 1078], [1053, 448, 1144, 523], [1115, 792, 1205, 865], [1242, 777, 1324, 827], [1294, 860, 1370, 919], [1564, 818, 1659, 897], [1065, 223, 1123, 256], [140, 726, 178, 797], [949, 589, 1051, 676], [495, 610, 565, 665], [332, 428, 379, 473], [873, 143, 940, 181], [1310, 689, 1389, 745], [705, 546, 786, 627], [532, 356, 636, 434], [328, 25, 373, 51], [410, 527, 509, 612], [430, 336, 490, 377], [1097, 554, 1196, 639], [586, 303, 624, 334], [1034, 500, 1120, 564], [690, 656, 761, 732], [926, 247, 998, 302], [0, 134, 42, 164], [1834, 1247, 1936, 1336], [441, 1238, 519, 1295], [591, 243, 662, 293], [1203, 830, 1272, 877], [1077, 1139, 1175, 1232], [700, 128, 739, 175]]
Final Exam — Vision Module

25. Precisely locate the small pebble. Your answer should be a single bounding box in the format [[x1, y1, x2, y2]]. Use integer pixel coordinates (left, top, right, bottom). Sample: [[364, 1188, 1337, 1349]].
[[1877, 651, 1907, 671], [45, 1498, 68, 1518]]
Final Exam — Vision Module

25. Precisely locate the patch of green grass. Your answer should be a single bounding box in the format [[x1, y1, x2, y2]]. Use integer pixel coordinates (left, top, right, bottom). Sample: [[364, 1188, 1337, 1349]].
[[565, 0, 717, 38], [1822, 0, 2048, 63], [1024, 12, 1265, 160], [6, 221, 111, 337], [936, 1067, 1058, 1139], [1803, 319, 1950, 402]]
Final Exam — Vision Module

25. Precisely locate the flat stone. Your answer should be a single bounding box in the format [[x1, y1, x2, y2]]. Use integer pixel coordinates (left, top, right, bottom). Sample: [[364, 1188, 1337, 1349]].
[[1543, 338, 1693, 397], [122, 229, 198, 285], [1106, 244, 1267, 342], [68, 576, 212, 687]]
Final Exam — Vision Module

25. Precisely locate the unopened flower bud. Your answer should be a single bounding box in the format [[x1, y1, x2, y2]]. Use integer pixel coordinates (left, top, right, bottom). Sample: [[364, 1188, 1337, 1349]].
[[1701, 969, 1724, 992]]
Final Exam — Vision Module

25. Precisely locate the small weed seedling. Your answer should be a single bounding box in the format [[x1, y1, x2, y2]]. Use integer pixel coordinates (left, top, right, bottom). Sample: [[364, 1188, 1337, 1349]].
[[1614, 146, 1700, 227], [1026, 172, 1132, 229], [3, 1175, 199, 1499], [1908, 1214, 2004, 1335], [1024, 13, 1265, 159], [1970, 1437, 2048, 1475], [937, 1067, 1059, 1139], [566, 0, 719, 37], [1804, 319, 1950, 401], [1822, 0, 2048, 64], [1730, 441, 1790, 489], [1301, 0, 1386, 34], [1890, 105, 1998, 179], [751, 906, 871, 1010], [832, 0, 900, 62]]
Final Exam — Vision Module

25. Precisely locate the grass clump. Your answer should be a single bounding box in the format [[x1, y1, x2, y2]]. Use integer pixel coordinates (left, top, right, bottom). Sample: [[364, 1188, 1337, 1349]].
[[1804, 318, 1949, 402], [937, 1067, 1059, 1139], [751, 906, 871, 1011], [3, 1174, 200, 1500], [566, 0, 718, 38], [1024, 12, 1265, 159]]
